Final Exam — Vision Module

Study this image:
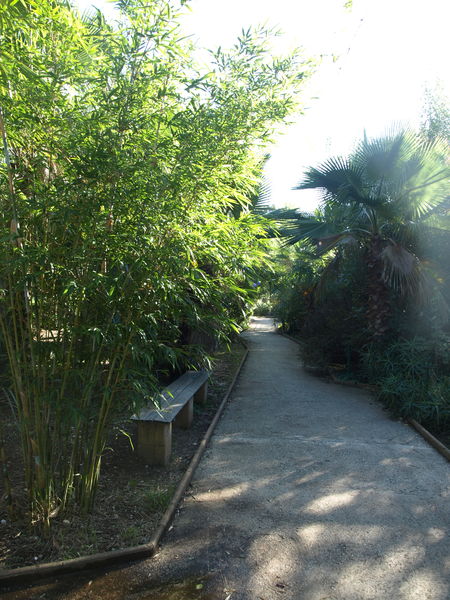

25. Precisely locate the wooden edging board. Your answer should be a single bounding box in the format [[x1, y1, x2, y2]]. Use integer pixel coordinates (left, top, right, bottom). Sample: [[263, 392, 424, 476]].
[[281, 332, 450, 464], [0, 342, 250, 588], [407, 418, 450, 462], [279, 331, 303, 345]]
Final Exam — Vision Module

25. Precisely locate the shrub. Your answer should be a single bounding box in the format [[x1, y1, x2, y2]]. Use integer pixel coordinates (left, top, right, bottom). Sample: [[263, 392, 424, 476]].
[[361, 336, 450, 427], [252, 296, 275, 316]]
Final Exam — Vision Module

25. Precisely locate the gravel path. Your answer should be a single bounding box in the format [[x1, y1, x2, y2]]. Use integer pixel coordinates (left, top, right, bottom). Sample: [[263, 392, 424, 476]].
[[4, 317, 449, 599]]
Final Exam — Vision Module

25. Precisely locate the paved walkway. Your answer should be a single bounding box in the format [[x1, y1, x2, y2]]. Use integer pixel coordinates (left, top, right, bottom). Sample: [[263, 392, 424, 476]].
[[5, 317, 449, 599], [162, 317, 449, 599]]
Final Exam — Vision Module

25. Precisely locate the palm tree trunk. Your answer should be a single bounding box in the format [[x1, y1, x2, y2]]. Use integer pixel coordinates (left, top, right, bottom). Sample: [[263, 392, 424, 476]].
[[366, 235, 391, 340]]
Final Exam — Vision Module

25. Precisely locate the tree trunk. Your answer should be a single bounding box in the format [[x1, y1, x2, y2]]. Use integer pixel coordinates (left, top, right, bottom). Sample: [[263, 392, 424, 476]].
[[366, 236, 391, 340]]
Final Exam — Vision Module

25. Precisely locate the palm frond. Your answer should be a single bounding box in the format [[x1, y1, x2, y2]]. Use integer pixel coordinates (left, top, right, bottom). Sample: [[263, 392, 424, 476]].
[[314, 233, 358, 256], [273, 212, 337, 247], [296, 157, 365, 200], [381, 242, 421, 295], [265, 207, 305, 220], [252, 181, 272, 214]]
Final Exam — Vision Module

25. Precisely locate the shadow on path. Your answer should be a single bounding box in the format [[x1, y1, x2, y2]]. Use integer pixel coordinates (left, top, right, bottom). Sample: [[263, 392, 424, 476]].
[[3, 317, 449, 600]]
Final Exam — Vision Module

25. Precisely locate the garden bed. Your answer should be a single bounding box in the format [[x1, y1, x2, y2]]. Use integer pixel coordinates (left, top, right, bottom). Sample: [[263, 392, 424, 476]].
[[0, 341, 246, 571]]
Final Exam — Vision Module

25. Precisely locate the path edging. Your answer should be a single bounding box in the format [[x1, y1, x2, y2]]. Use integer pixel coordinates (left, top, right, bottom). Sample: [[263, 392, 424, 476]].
[[279, 331, 303, 345], [407, 418, 450, 462], [0, 343, 250, 587]]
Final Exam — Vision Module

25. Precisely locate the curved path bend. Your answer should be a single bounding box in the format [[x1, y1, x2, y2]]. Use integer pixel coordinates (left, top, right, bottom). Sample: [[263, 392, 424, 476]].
[[4, 317, 449, 599]]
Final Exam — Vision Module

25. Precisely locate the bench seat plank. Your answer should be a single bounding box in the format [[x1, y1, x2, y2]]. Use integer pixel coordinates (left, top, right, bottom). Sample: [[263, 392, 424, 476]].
[[132, 370, 209, 465], [132, 370, 209, 423]]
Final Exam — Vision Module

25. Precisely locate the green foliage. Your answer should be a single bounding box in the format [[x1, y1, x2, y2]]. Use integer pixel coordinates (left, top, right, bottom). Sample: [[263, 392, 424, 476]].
[[302, 273, 362, 369], [269, 244, 318, 333], [268, 129, 450, 429], [252, 296, 274, 316], [0, 0, 312, 525], [143, 485, 174, 512], [420, 82, 450, 144], [271, 243, 368, 367], [361, 336, 450, 427]]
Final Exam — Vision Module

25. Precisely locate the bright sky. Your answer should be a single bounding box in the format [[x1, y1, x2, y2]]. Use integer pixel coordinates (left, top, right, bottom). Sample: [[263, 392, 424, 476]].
[[76, 0, 449, 211]]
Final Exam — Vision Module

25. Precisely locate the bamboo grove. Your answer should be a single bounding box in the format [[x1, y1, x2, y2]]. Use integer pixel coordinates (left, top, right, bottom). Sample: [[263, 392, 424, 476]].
[[0, 0, 312, 526]]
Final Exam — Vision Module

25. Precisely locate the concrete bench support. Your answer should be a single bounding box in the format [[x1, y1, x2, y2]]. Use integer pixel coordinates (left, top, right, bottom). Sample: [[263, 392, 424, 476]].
[[194, 382, 208, 405], [132, 370, 209, 466], [137, 421, 172, 466], [174, 396, 193, 429]]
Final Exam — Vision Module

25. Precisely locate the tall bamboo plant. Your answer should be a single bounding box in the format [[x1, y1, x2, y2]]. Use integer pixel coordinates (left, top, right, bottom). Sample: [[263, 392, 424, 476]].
[[0, 0, 312, 526]]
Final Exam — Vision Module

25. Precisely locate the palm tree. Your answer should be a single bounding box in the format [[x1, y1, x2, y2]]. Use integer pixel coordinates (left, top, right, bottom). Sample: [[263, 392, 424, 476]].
[[270, 130, 450, 339]]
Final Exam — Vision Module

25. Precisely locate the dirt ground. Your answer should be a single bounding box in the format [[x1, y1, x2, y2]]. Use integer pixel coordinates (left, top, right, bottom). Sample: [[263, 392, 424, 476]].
[[0, 342, 246, 570]]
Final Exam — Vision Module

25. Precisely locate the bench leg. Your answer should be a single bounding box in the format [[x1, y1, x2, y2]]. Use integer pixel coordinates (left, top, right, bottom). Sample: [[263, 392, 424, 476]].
[[194, 382, 208, 405], [174, 397, 193, 429], [137, 421, 172, 466]]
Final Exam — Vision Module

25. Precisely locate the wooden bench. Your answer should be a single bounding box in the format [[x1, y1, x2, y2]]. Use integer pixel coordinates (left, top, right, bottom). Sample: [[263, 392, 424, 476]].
[[132, 370, 209, 466]]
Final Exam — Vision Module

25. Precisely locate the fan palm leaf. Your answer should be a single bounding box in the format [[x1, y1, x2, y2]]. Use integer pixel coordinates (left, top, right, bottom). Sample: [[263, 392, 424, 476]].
[[276, 129, 450, 338]]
